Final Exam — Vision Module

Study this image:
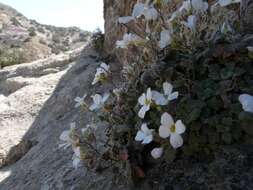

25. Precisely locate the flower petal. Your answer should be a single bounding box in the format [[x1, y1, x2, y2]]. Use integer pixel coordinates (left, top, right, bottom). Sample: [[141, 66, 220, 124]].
[[239, 94, 253, 113], [75, 102, 81, 108], [192, 0, 208, 12], [143, 7, 158, 21], [170, 134, 183, 149], [152, 91, 168, 105], [247, 47, 253, 52], [138, 105, 150, 118], [132, 3, 145, 17], [102, 93, 110, 103], [135, 131, 146, 141], [82, 94, 87, 99], [118, 16, 134, 24], [159, 125, 171, 138], [146, 88, 152, 100], [168, 92, 179, 101], [70, 122, 76, 130], [92, 94, 102, 105], [163, 82, 173, 96], [73, 147, 81, 157], [218, 0, 240, 7], [183, 15, 197, 32], [179, 0, 191, 12], [151, 147, 163, 159], [73, 156, 80, 169], [142, 135, 153, 144], [158, 29, 171, 49], [60, 130, 70, 141], [175, 120, 186, 134], [161, 112, 174, 127], [74, 97, 82, 102], [141, 123, 149, 134], [138, 93, 146, 105], [89, 103, 98, 111], [100, 62, 110, 71]]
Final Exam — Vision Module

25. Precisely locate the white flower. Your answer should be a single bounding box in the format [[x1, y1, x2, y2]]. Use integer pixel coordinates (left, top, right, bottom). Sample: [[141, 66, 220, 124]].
[[158, 29, 172, 49], [132, 3, 158, 21], [151, 147, 163, 159], [100, 62, 110, 71], [135, 123, 154, 144], [72, 147, 81, 169], [247, 47, 253, 52], [152, 82, 179, 105], [92, 63, 110, 85], [191, 0, 209, 12], [163, 82, 179, 101], [132, 3, 145, 18], [113, 88, 122, 97], [118, 16, 134, 24], [179, 0, 191, 12], [143, 6, 158, 21], [74, 94, 87, 108], [138, 88, 153, 118], [239, 94, 253, 113], [218, 0, 240, 7], [159, 113, 186, 149], [59, 122, 76, 149], [182, 15, 197, 32], [89, 93, 110, 111], [221, 22, 233, 34], [152, 90, 168, 105], [116, 33, 141, 49]]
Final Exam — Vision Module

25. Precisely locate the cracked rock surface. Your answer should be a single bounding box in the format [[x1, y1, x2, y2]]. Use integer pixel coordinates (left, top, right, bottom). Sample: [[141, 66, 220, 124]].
[[0, 45, 114, 189]]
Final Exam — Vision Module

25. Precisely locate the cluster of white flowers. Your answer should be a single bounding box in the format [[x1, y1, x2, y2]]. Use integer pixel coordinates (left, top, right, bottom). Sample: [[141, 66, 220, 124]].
[[92, 63, 110, 85], [117, 0, 227, 51], [74, 94, 87, 108], [59, 122, 81, 168], [118, 2, 158, 24], [118, 0, 246, 161], [116, 33, 142, 49], [60, 62, 111, 168], [135, 82, 185, 159], [89, 93, 110, 111]]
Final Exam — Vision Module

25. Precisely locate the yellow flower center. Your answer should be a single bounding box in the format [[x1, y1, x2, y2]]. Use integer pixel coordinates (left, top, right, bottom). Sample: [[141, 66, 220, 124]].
[[170, 124, 176, 133], [145, 99, 151, 105]]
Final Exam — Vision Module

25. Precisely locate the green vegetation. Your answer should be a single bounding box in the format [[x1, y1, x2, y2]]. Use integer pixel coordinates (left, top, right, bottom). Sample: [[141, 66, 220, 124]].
[[0, 47, 25, 68], [91, 29, 104, 52], [28, 27, 36, 36]]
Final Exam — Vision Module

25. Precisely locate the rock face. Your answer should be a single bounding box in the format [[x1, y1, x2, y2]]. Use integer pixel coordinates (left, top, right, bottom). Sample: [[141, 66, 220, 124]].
[[0, 46, 85, 168], [0, 3, 91, 68], [0, 45, 121, 189]]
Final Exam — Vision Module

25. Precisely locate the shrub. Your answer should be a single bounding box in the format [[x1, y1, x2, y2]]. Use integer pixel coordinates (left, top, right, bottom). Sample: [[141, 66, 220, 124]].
[[28, 27, 36, 37], [0, 47, 25, 68], [91, 28, 104, 52]]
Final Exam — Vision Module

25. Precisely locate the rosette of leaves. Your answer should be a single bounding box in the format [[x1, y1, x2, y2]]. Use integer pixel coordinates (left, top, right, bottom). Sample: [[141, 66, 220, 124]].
[[164, 39, 253, 157]]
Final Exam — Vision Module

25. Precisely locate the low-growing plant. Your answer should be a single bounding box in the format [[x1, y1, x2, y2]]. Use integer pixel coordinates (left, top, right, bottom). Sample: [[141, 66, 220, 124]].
[[0, 47, 25, 68], [91, 28, 104, 52], [59, 0, 253, 184]]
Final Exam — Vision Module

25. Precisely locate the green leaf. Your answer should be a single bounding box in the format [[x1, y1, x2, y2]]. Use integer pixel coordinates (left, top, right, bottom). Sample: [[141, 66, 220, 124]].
[[222, 133, 232, 144], [220, 67, 234, 80], [208, 64, 221, 80], [221, 117, 233, 126]]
